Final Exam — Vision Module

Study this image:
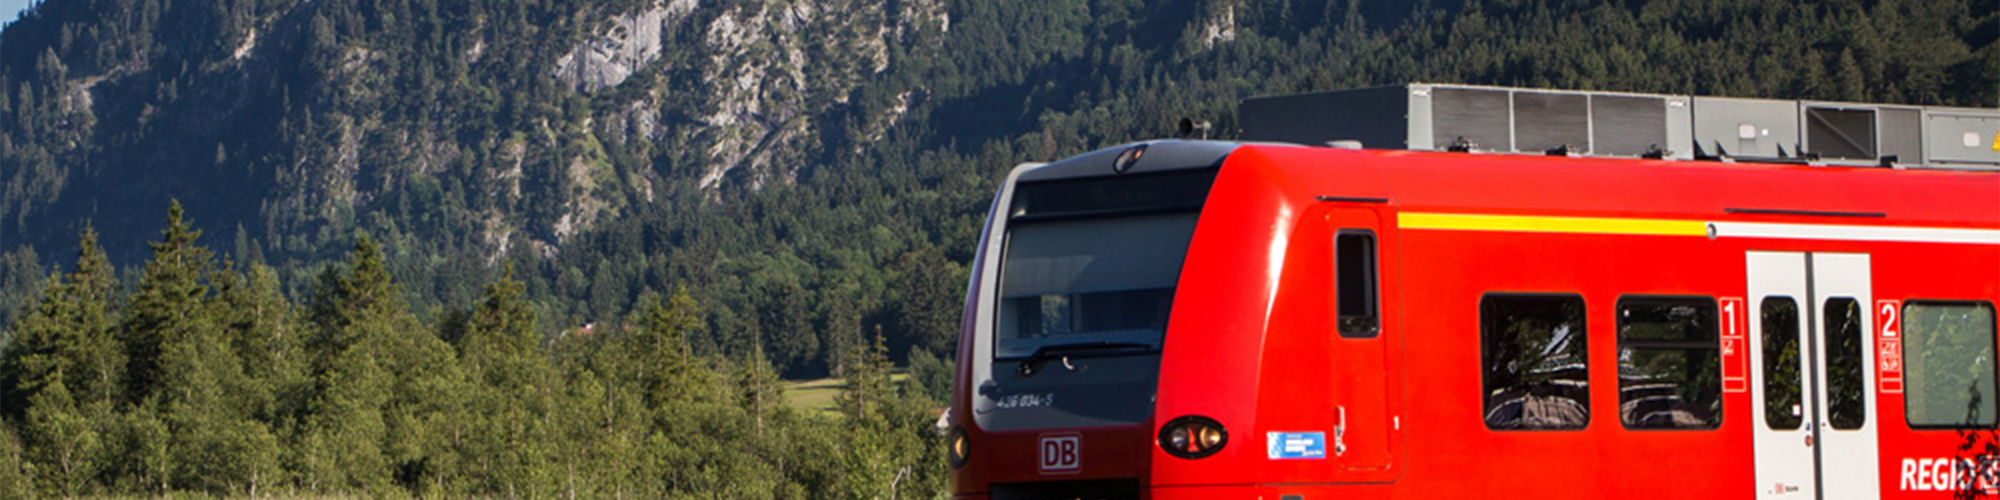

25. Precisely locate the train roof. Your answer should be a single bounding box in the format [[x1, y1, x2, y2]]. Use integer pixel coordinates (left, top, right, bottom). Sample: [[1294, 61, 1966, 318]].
[[1226, 143, 2000, 231]]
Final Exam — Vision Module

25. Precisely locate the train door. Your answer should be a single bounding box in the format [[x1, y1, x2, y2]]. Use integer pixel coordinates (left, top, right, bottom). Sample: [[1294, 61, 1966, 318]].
[[1325, 206, 1402, 481], [1747, 252, 1882, 499]]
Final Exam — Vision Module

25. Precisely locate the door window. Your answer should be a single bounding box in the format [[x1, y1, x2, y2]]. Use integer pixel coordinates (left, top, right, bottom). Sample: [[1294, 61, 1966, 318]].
[[1761, 297, 1804, 430], [1823, 298, 1866, 430]]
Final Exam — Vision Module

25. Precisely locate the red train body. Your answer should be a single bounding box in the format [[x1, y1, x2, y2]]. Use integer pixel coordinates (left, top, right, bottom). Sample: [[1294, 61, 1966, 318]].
[[947, 140, 2000, 499]]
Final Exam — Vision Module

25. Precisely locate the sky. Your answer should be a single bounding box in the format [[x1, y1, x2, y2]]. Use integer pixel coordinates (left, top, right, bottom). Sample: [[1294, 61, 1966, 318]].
[[0, 0, 32, 28]]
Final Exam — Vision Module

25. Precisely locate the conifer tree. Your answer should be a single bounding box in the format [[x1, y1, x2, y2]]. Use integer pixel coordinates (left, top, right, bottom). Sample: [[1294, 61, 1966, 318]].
[[833, 331, 903, 500], [122, 201, 276, 494], [457, 264, 556, 497], [836, 330, 894, 424], [737, 344, 784, 437], [633, 286, 709, 408], [300, 239, 395, 493], [121, 201, 209, 402], [66, 225, 120, 411], [213, 263, 304, 434], [3, 225, 120, 497]]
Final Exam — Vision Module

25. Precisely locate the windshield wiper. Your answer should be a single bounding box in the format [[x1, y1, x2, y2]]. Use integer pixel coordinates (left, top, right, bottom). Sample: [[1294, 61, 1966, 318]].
[[1014, 341, 1154, 377]]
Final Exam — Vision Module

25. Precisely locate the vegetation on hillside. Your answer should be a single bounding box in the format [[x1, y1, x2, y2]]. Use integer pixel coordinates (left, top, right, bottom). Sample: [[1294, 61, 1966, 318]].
[[0, 0, 1992, 383], [0, 0, 1993, 495]]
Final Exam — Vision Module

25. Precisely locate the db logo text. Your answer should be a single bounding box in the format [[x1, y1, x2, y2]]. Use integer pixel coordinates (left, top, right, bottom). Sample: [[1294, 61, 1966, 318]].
[[1039, 433, 1081, 474]]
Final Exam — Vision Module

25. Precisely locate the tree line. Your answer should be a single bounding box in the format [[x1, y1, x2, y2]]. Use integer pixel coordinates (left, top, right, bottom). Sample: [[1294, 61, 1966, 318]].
[[0, 0, 1992, 390], [0, 201, 945, 498]]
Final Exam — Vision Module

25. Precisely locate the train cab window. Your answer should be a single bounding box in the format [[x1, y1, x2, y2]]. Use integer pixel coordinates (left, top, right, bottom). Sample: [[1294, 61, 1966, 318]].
[[1480, 294, 1589, 430], [1615, 296, 1722, 430], [1336, 230, 1379, 338], [1823, 298, 1866, 430], [1761, 297, 1804, 430], [1903, 301, 1999, 428]]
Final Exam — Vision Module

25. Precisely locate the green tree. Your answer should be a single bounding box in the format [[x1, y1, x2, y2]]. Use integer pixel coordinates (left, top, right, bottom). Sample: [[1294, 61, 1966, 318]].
[[0, 421, 33, 498], [456, 264, 558, 496], [893, 247, 964, 359], [2, 225, 121, 496], [632, 286, 711, 408], [299, 238, 396, 493], [118, 201, 279, 495]]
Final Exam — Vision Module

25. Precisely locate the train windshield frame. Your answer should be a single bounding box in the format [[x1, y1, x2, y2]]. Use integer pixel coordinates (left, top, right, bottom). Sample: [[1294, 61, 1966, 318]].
[[994, 169, 1215, 361], [995, 212, 1196, 359], [971, 167, 1216, 431]]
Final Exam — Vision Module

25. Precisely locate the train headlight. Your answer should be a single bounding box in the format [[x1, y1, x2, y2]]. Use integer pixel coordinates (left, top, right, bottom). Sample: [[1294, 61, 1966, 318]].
[[946, 426, 970, 469], [1158, 415, 1227, 459]]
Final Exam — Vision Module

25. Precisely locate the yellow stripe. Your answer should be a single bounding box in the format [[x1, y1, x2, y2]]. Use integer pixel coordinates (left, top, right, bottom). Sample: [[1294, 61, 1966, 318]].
[[1399, 212, 1708, 237]]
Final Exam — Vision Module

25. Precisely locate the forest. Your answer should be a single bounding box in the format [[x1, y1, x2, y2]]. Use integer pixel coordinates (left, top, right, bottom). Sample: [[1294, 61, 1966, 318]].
[[1, 201, 946, 497], [0, 0, 1993, 496]]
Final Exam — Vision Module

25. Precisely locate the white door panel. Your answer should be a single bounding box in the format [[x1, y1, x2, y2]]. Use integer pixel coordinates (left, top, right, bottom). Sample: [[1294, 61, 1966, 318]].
[[1748, 252, 1882, 499], [1749, 252, 1816, 499], [1811, 253, 1880, 499]]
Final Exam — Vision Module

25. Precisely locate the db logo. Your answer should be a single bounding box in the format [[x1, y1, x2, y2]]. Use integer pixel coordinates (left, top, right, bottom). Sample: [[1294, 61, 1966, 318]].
[[1039, 433, 1081, 474]]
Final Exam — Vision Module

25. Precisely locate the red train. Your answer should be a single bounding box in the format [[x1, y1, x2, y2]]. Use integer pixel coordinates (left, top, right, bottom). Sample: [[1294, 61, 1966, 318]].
[[945, 139, 2000, 499]]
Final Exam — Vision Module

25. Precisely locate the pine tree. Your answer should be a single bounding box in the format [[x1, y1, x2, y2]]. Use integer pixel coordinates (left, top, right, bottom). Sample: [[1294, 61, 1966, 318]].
[[66, 225, 119, 411], [832, 331, 904, 500], [893, 247, 963, 359], [117, 201, 277, 494], [121, 200, 212, 406], [835, 330, 894, 425], [633, 286, 710, 408], [457, 264, 556, 496], [737, 345, 784, 437], [2, 225, 121, 496], [300, 239, 395, 493]]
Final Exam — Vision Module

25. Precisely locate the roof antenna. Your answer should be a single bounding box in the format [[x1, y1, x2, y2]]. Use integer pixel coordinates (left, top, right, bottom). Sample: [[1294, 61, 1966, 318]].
[[1177, 118, 1212, 140], [1447, 136, 1478, 153]]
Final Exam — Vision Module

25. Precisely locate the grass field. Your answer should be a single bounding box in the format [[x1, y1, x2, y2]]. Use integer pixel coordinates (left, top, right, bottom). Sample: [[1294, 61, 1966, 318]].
[[784, 371, 912, 416]]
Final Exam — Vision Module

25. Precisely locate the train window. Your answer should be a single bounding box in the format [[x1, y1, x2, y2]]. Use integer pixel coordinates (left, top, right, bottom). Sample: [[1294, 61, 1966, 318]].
[[1336, 230, 1379, 338], [1616, 296, 1722, 430], [1480, 294, 1589, 430], [1903, 301, 1999, 428], [1761, 297, 1803, 430], [995, 212, 1197, 358], [1823, 298, 1866, 430]]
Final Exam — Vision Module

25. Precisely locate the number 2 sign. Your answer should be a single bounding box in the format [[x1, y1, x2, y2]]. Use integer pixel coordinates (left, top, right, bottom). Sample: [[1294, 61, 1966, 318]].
[[1877, 299, 1903, 394]]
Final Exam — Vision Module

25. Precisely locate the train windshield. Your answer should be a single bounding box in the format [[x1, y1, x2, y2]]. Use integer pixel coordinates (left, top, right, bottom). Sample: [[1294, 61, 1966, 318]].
[[977, 168, 1213, 430], [997, 213, 1196, 358]]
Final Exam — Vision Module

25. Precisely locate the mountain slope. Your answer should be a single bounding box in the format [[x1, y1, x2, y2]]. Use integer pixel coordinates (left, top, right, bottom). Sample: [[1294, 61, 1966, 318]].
[[0, 0, 1994, 377]]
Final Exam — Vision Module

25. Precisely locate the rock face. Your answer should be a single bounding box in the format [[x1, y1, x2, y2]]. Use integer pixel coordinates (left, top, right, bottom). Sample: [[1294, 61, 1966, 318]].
[[0, 0, 950, 265], [562, 0, 946, 191], [554, 0, 699, 92]]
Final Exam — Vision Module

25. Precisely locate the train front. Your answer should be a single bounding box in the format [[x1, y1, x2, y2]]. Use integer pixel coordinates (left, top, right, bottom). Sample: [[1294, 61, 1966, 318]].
[[946, 140, 1264, 499]]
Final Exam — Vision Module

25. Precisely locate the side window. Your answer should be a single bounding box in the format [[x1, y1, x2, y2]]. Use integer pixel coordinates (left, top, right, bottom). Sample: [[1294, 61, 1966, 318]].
[[1761, 297, 1804, 430], [1481, 294, 1589, 430], [1823, 298, 1866, 430], [1336, 230, 1380, 338], [1616, 296, 1723, 430], [1904, 301, 1999, 428]]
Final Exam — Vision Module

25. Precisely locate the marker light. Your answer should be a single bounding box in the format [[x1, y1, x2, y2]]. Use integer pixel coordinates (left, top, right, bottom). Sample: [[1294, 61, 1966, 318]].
[[1158, 415, 1228, 459], [947, 426, 970, 469], [1112, 144, 1147, 174]]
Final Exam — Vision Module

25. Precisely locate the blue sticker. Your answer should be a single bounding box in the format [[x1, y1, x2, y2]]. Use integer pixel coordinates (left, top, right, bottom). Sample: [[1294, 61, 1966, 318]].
[[1266, 432, 1327, 460]]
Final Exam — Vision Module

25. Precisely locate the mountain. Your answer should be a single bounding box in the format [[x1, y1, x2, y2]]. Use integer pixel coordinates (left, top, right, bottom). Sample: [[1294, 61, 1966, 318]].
[[0, 0, 1993, 496], [0, 0, 1995, 378]]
